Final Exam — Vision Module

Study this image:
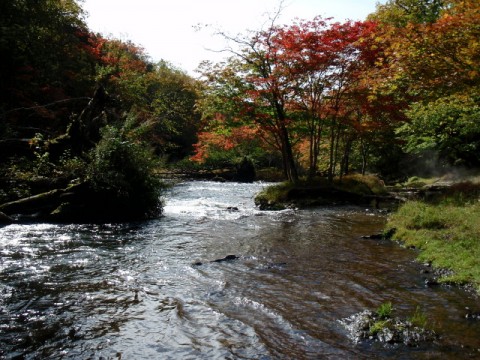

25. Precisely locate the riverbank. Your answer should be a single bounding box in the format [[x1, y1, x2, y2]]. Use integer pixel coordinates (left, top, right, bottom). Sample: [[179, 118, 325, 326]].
[[386, 182, 480, 294]]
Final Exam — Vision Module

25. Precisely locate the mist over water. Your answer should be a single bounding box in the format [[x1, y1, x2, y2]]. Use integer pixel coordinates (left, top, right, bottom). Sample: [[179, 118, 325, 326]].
[[1, 181, 479, 359]]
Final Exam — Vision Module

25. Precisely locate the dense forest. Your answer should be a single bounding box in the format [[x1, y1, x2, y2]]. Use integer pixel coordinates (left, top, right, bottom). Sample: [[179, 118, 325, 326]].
[[1, 0, 479, 221]]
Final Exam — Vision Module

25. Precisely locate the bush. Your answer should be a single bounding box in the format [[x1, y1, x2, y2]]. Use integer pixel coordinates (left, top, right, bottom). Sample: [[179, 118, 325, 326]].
[[88, 125, 163, 220]]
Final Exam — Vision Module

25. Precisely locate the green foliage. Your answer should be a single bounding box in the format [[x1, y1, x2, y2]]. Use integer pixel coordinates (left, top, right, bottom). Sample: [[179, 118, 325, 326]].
[[369, 0, 447, 26], [33, 151, 54, 177], [258, 182, 295, 202], [369, 319, 391, 335], [98, 55, 200, 158], [0, 158, 32, 203], [376, 301, 393, 319], [150, 61, 200, 156], [196, 144, 240, 169], [403, 176, 437, 188], [407, 203, 449, 230], [367, 303, 431, 337], [57, 150, 87, 179], [0, 0, 95, 115], [254, 174, 387, 209], [399, 93, 480, 167], [88, 125, 163, 219]]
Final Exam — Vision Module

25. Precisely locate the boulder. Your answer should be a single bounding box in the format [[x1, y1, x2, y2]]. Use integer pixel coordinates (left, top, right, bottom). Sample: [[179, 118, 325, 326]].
[[236, 157, 256, 183], [212, 254, 239, 263], [339, 310, 437, 346]]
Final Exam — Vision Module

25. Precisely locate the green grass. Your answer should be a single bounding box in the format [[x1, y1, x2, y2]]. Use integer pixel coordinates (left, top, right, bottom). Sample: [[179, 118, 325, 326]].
[[387, 199, 480, 293], [367, 303, 431, 337], [369, 319, 391, 336], [376, 301, 393, 319], [409, 306, 428, 329], [369, 302, 394, 335], [254, 174, 387, 209], [254, 181, 294, 209]]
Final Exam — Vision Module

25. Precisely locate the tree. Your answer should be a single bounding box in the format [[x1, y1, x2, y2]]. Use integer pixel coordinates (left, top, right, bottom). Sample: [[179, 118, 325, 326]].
[[198, 16, 404, 181], [0, 0, 199, 220], [199, 18, 301, 182], [264, 18, 385, 180], [93, 39, 200, 159], [87, 123, 162, 220], [369, 0, 448, 26], [148, 61, 200, 159], [0, 0, 96, 130], [370, 0, 480, 170], [190, 114, 273, 168], [400, 93, 480, 167]]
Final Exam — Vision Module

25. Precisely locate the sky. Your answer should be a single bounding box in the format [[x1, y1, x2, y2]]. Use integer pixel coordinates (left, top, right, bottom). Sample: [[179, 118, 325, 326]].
[[81, 0, 384, 75]]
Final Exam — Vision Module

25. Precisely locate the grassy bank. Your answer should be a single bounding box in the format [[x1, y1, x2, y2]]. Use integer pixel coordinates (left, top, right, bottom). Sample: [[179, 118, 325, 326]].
[[387, 185, 480, 293], [254, 174, 388, 209]]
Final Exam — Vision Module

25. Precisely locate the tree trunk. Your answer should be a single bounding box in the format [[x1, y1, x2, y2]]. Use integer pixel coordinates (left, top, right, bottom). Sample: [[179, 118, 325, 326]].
[[272, 98, 298, 184], [328, 121, 335, 183], [360, 139, 368, 175], [279, 124, 298, 183], [340, 137, 353, 180]]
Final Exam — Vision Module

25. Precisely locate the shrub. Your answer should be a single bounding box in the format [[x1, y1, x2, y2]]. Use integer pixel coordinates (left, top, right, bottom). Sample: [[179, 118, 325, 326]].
[[88, 125, 163, 220]]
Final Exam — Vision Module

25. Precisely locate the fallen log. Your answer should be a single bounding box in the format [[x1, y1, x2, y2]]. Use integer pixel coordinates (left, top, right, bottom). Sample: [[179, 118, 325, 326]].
[[0, 211, 13, 225], [0, 188, 63, 215]]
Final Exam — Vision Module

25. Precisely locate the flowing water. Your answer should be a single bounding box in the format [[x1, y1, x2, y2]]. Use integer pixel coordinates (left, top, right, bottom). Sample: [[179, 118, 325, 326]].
[[0, 181, 479, 359]]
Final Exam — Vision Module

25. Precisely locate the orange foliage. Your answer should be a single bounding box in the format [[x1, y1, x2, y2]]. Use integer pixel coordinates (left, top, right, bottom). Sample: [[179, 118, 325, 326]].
[[190, 122, 262, 163]]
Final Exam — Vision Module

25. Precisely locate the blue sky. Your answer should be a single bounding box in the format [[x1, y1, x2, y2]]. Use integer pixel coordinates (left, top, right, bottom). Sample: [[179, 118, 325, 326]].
[[82, 0, 384, 75]]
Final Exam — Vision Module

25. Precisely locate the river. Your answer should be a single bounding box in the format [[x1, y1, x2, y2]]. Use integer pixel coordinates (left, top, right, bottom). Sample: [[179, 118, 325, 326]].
[[0, 181, 479, 359]]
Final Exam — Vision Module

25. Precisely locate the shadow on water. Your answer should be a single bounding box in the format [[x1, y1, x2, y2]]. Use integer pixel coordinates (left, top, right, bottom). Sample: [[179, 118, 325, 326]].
[[1, 181, 479, 359]]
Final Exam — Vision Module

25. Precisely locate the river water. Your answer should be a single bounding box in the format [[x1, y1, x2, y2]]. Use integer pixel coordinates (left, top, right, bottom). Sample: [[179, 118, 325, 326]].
[[0, 181, 479, 359]]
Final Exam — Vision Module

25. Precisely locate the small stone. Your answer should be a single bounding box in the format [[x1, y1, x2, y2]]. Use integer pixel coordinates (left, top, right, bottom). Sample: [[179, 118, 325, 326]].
[[425, 278, 439, 286]]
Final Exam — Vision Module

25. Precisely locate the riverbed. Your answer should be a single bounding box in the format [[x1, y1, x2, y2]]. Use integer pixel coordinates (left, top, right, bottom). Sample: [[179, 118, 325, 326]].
[[0, 181, 479, 359]]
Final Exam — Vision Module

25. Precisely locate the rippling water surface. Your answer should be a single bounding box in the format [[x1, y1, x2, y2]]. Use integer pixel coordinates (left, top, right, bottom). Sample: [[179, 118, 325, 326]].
[[1, 181, 479, 359]]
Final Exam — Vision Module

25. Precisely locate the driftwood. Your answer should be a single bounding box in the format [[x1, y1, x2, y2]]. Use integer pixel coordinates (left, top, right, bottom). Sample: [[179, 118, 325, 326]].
[[0, 211, 13, 224], [0, 183, 89, 221], [0, 188, 65, 216], [0, 181, 159, 223]]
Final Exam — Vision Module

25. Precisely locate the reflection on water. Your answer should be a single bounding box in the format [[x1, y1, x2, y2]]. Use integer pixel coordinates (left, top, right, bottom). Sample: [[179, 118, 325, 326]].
[[0, 181, 479, 359]]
